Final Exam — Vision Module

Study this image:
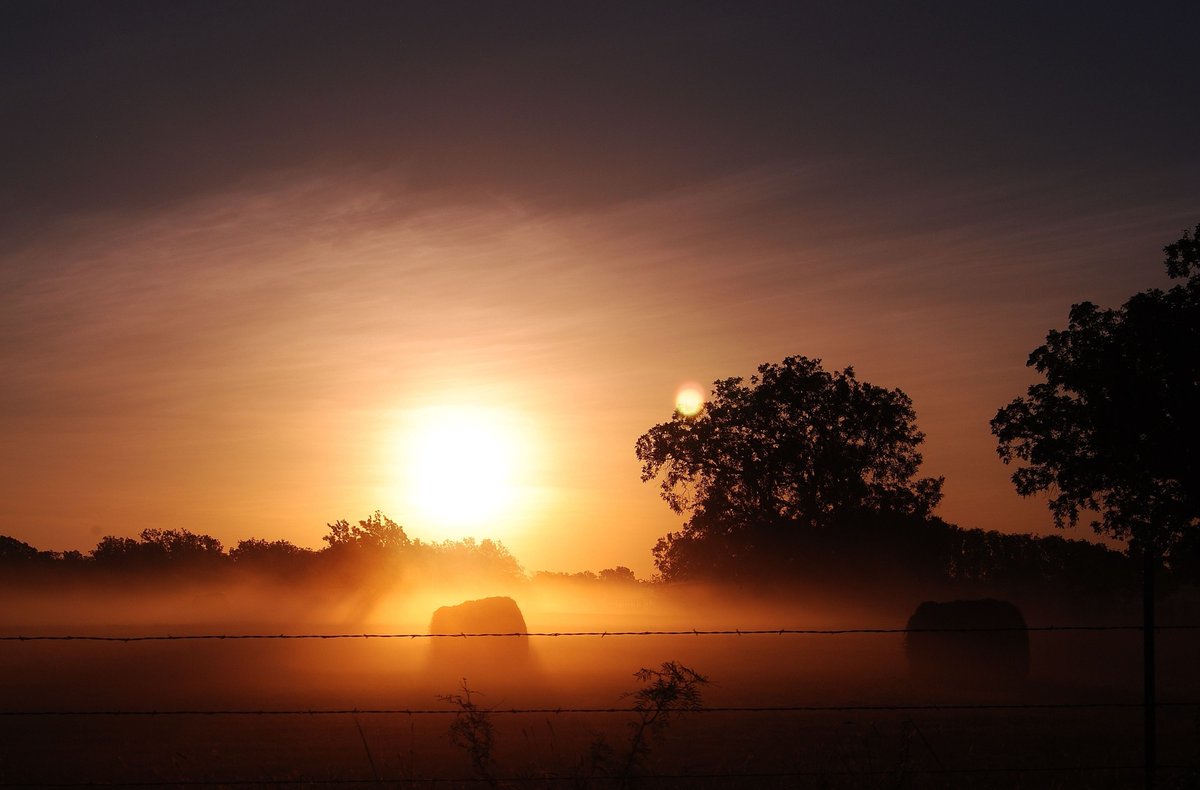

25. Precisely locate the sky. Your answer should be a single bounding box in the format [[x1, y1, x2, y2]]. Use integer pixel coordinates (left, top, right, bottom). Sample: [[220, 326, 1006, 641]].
[[3, 1, 1199, 576]]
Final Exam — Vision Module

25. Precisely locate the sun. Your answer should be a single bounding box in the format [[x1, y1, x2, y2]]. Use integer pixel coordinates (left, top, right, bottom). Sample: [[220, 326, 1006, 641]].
[[675, 383, 705, 416], [396, 406, 527, 537]]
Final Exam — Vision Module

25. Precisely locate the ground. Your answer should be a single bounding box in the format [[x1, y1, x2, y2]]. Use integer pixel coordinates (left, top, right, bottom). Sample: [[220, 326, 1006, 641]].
[[1, 581, 1198, 788]]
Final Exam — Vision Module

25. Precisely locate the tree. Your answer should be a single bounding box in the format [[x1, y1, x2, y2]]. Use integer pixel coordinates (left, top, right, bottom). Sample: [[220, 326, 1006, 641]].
[[420, 537, 525, 582], [0, 535, 41, 563], [991, 223, 1200, 789], [138, 528, 224, 562], [91, 535, 153, 566], [229, 538, 316, 572], [636, 355, 943, 579], [991, 223, 1200, 570], [598, 566, 638, 584], [91, 528, 225, 569], [321, 511, 411, 553]]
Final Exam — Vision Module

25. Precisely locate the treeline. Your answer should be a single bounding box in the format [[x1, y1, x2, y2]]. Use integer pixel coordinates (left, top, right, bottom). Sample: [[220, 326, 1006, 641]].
[[0, 512, 651, 589], [0, 510, 1156, 600], [651, 511, 1152, 600], [0, 512, 528, 585]]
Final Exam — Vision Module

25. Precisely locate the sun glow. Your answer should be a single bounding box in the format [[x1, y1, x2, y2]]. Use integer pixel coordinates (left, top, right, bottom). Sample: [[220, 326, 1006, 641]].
[[675, 383, 705, 416], [393, 406, 531, 539]]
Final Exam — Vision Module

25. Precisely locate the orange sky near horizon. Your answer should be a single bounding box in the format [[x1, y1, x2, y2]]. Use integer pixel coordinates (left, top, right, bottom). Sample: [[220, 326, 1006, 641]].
[[3, 4, 1197, 577], [2, 169, 1188, 575]]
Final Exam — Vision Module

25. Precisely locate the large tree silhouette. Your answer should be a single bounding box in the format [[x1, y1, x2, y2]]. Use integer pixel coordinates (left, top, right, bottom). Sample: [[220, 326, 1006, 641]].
[[991, 224, 1200, 571], [636, 355, 943, 579], [991, 224, 1200, 788]]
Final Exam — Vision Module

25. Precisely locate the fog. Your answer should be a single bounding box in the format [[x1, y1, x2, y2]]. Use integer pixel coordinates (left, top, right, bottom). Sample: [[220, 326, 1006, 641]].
[[4, 568, 1194, 705], [3, 569, 1198, 786]]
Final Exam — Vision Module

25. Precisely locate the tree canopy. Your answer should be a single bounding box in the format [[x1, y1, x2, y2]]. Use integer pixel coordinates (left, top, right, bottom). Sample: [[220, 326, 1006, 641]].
[[636, 355, 943, 579], [92, 528, 224, 567], [322, 510, 411, 553], [992, 224, 1200, 570]]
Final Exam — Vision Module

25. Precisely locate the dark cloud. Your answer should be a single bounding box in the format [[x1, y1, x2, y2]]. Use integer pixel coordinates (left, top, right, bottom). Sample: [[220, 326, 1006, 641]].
[[4, 1, 1197, 233]]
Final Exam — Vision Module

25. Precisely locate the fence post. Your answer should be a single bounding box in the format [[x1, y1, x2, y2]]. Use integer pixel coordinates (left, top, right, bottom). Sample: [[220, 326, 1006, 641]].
[[1143, 539, 1156, 790]]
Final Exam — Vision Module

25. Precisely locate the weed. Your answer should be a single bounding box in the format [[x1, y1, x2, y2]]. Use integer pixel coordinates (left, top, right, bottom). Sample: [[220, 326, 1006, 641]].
[[625, 662, 709, 761], [440, 661, 709, 789], [439, 679, 498, 788], [349, 711, 380, 781], [613, 660, 710, 786], [829, 716, 941, 789]]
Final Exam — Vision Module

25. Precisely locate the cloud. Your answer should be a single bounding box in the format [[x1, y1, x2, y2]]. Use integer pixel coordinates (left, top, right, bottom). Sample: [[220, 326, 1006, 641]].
[[1, 161, 1194, 564]]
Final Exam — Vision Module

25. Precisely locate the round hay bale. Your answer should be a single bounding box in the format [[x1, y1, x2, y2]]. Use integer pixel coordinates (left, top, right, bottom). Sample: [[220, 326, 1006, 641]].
[[427, 596, 530, 681], [905, 598, 1029, 685]]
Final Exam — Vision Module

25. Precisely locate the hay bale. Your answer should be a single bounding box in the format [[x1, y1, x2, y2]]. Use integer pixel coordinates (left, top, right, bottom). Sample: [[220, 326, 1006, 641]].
[[905, 598, 1029, 684], [428, 596, 529, 680]]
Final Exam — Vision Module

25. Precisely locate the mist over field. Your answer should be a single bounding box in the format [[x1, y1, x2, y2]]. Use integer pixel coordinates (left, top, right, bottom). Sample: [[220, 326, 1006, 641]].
[[5, 2, 1200, 787], [4, 566, 1193, 693], [4, 561, 1199, 787]]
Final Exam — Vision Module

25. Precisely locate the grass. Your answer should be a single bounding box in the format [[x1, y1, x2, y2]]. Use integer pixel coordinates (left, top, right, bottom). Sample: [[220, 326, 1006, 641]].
[[2, 617, 1197, 788], [439, 660, 710, 789]]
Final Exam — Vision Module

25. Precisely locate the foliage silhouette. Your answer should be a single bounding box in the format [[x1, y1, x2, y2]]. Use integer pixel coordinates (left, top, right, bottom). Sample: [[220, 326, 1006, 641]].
[[597, 565, 638, 584], [322, 510, 411, 553], [421, 537, 525, 583], [0, 512, 531, 593], [617, 661, 709, 784], [0, 534, 41, 563], [228, 538, 317, 574], [92, 528, 224, 570], [0, 509, 1143, 599], [992, 223, 1200, 575], [439, 681, 498, 788], [532, 568, 645, 584], [439, 662, 708, 788], [637, 355, 943, 580]]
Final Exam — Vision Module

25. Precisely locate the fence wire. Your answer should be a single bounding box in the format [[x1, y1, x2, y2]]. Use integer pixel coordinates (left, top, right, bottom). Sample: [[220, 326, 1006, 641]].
[[7, 763, 1198, 787], [2, 701, 1198, 717], [4, 623, 1198, 642], [3, 622, 1197, 787]]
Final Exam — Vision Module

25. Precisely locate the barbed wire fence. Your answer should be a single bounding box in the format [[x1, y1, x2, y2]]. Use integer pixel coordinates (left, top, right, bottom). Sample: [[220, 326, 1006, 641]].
[[2, 625, 1199, 787], [10, 764, 1200, 789], [6, 623, 1198, 642]]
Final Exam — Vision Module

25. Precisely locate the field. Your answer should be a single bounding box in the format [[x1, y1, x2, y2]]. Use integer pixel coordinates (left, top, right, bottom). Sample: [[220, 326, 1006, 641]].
[[2, 580, 1198, 788]]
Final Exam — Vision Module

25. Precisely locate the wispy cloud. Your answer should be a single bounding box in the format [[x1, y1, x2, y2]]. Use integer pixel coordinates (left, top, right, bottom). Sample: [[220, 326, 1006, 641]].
[[1, 162, 1193, 567]]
